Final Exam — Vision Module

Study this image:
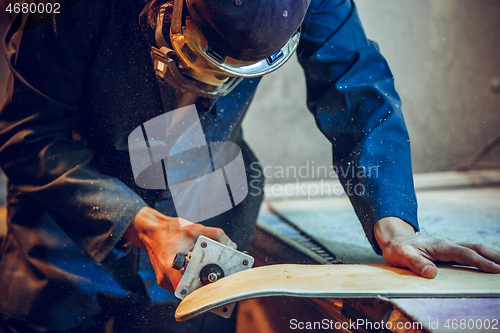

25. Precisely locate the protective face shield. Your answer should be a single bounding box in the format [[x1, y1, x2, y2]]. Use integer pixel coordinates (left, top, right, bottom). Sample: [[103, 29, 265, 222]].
[[151, 0, 301, 98]]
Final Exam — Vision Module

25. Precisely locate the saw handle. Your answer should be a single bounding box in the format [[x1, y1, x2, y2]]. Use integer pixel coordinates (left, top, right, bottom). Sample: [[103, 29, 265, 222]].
[[172, 252, 187, 270]]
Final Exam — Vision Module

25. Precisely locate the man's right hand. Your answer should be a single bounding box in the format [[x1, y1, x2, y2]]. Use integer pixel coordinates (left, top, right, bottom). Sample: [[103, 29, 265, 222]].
[[124, 207, 237, 292]]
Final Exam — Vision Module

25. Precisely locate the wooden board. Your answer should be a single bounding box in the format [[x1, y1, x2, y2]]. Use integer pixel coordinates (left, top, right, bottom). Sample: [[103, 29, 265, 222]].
[[0, 206, 6, 238], [175, 263, 500, 321]]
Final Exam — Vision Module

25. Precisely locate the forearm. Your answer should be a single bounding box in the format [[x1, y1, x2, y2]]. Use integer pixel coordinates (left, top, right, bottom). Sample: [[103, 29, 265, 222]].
[[299, 0, 418, 253]]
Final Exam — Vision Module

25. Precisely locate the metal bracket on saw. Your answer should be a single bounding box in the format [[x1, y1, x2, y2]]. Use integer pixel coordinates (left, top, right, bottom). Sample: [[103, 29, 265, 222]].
[[173, 236, 254, 318]]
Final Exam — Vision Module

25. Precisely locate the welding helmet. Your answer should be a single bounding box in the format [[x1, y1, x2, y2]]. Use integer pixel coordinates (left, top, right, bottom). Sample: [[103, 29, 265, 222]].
[[151, 0, 309, 98]]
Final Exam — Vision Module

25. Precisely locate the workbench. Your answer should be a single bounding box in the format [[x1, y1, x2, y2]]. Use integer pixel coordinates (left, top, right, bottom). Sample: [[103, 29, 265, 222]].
[[239, 170, 500, 333]]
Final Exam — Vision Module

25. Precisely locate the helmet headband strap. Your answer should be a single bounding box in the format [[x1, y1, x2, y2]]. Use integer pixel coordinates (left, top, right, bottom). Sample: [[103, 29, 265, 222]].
[[171, 0, 184, 35]]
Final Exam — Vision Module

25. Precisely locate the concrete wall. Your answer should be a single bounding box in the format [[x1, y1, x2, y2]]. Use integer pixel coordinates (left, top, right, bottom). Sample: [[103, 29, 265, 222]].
[[242, 0, 500, 183]]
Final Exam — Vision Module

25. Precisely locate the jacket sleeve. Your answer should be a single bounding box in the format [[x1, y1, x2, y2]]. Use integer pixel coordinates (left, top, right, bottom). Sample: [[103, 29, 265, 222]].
[[298, 0, 419, 254], [0, 1, 147, 263]]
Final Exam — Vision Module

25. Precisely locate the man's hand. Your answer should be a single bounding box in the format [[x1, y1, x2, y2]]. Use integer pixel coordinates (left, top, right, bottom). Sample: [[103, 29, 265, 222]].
[[124, 207, 237, 292], [374, 217, 500, 278]]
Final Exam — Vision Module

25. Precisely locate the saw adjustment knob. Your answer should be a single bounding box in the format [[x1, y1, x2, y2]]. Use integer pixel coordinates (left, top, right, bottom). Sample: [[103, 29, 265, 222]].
[[199, 264, 225, 285], [172, 252, 186, 270]]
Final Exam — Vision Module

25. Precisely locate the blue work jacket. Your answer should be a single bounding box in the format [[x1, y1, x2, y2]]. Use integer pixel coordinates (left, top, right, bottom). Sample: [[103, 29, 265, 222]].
[[0, 0, 418, 330]]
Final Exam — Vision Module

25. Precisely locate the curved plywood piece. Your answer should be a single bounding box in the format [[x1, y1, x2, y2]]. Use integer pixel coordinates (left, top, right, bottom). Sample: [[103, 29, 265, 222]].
[[175, 263, 500, 321]]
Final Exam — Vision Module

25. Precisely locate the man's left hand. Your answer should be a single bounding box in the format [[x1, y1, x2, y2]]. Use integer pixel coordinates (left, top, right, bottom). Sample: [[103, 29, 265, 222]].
[[374, 217, 500, 278]]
